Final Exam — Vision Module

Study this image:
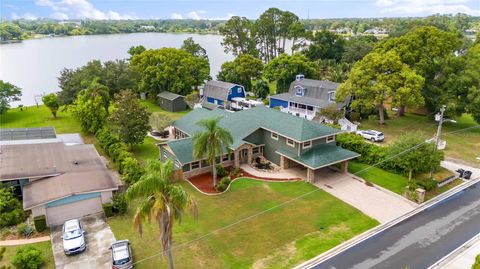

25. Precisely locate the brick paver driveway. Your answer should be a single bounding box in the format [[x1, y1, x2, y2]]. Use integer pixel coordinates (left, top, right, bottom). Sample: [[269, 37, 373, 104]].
[[314, 168, 417, 223]]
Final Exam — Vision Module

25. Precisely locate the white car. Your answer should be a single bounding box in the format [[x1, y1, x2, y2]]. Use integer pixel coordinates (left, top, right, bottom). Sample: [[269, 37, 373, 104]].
[[356, 130, 385, 142], [62, 219, 86, 255]]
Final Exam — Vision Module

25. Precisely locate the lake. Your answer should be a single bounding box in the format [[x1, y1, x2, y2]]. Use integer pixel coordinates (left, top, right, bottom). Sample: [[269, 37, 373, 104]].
[[0, 33, 234, 106]]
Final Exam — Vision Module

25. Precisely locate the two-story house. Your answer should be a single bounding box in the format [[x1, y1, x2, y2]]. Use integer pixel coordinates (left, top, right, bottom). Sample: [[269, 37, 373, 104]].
[[269, 75, 349, 120], [159, 106, 359, 183], [201, 80, 263, 111]]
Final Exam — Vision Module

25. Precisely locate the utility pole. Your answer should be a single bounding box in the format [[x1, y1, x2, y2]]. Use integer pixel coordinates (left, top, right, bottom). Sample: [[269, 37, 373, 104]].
[[430, 105, 446, 178]]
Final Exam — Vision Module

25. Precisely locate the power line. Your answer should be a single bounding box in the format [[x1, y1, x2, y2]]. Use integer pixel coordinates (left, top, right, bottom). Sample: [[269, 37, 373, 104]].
[[131, 124, 480, 266]]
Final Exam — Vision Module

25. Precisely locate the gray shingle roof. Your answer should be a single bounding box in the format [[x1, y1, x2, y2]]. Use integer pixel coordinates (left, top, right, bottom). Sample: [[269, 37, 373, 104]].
[[157, 91, 183, 101], [203, 80, 238, 101], [276, 143, 360, 170], [270, 79, 346, 109]]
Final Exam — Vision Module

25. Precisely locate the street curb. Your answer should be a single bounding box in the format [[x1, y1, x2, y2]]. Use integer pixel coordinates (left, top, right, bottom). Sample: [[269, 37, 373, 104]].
[[294, 176, 480, 269]]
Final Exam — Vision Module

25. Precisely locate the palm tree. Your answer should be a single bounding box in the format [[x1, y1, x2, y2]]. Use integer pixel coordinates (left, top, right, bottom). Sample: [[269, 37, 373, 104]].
[[193, 117, 233, 187], [126, 159, 197, 269]]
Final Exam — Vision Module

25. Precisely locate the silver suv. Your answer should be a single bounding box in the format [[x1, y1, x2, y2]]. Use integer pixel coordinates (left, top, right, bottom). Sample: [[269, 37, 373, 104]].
[[356, 130, 385, 142], [110, 240, 133, 269], [62, 219, 86, 255]]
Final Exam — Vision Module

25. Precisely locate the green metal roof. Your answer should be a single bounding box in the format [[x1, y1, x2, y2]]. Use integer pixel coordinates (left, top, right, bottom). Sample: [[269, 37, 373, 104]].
[[276, 144, 360, 170], [167, 138, 194, 164], [173, 106, 341, 149]]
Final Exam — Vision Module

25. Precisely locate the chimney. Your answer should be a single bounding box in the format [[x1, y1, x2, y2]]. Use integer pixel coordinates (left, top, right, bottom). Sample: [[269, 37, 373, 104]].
[[296, 74, 305, 81]]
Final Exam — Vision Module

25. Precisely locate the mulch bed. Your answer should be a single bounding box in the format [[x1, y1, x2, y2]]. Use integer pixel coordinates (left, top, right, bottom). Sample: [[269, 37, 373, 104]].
[[186, 168, 302, 194]]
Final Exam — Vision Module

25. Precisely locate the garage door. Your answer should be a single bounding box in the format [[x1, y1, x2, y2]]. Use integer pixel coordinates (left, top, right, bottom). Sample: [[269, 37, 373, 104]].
[[46, 196, 102, 226]]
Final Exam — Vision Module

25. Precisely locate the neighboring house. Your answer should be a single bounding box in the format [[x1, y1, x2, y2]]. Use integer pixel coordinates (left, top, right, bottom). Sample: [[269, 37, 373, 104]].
[[157, 91, 187, 112], [202, 80, 262, 111], [159, 106, 359, 183], [269, 75, 348, 120], [0, 127, 119, 226]]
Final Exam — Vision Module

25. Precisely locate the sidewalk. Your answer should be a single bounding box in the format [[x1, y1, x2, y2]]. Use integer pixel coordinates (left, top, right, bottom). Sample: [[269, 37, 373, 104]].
[[0, 236, 51, 246]]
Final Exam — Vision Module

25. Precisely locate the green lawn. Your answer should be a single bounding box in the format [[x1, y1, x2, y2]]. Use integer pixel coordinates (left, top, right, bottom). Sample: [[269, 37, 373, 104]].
[[0, 105, 81, 133], [132, 136, 160, 164], [348, 161, 408, 195], [359, 112, 480, 166], [141, 100, 189, 120], [0, 241, 55, 269], [108, 179, 378, 269]]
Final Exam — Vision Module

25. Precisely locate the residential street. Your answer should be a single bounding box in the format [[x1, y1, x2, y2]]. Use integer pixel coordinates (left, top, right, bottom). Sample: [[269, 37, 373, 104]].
[[309, 179, 480, 269]]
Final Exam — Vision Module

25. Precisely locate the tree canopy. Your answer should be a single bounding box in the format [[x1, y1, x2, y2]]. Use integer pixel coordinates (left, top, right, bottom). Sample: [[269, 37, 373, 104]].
[[217, 54, 263, 91], [0, 80, 22, 114], [181, 37, 207, 58], [263, 53, 317, 93], [131, 48, 210, 95], [219, 16, 257, 57], [109, 90, 151, 147], [42, 93, 59, 118], [304, 30, 346, 62], [72, 80, 108, 134]]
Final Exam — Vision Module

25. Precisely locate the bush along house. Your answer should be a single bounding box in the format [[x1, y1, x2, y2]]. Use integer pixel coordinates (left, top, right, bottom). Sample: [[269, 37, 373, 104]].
[[269, 74, 350, 120], [201, 80, 263, 111], [158, 106, 360, 183]]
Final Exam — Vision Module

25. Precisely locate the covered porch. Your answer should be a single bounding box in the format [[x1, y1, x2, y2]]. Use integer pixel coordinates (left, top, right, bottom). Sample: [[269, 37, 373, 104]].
[[276, 144, 360, 183]]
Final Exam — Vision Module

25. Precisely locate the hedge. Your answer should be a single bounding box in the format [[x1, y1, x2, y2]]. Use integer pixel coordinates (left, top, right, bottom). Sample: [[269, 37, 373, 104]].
[[33, 215, 47, 232], [95, 128, 144, 184], [102, 203, 113, 217]]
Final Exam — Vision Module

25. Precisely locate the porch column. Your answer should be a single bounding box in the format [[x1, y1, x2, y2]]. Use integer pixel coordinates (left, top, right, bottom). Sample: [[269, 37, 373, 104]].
[[247, 147, 253, 165], [280, 156, 289, 170], [341, 160, 349, 173], [307, 168, 315, 183], [234, 150, 240, 168]]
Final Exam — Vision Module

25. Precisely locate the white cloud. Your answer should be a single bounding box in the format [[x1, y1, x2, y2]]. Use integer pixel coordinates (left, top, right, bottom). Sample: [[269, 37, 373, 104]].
[[11, 12, 38, 20], [187, 10, 206, 20], [375, 0, 480, 15], [171, 12, 183, 19], [35, 0, 136, 20]]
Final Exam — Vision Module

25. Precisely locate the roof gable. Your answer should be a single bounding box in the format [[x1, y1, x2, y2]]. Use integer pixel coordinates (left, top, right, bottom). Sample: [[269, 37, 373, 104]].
[[203, 80, 240, 101], [157, 91, 183, 101]]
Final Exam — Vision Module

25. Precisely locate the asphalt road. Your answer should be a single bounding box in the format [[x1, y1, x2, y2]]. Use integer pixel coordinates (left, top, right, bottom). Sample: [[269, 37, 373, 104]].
[[312, 181, 480, 269]]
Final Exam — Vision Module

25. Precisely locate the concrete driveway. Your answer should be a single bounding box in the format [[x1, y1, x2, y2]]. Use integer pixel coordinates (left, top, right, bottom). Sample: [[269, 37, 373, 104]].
[[314, 168, 416, 223], [51, 213, 116, 269]]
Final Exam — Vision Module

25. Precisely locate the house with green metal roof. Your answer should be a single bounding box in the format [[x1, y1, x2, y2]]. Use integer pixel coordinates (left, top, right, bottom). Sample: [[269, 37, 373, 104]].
[[159, 106, 360, 182]]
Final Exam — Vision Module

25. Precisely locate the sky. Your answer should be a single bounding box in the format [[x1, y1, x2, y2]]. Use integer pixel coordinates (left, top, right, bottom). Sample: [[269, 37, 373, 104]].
[[1, 0, 480, 21]]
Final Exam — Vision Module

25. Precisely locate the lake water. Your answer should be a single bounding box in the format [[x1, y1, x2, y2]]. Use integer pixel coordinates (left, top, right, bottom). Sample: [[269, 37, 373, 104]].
[[0, 33, 234, 106]]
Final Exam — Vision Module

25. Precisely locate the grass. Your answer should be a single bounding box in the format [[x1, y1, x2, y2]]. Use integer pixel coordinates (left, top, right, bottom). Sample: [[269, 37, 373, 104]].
[[359, 112, 480, 166], [132, 136, 160, 164], [108, 179, 378, 269], [0, 241, 55, 269], [348, 161, 408, 195], [0, 105, 81, 133], [141, 100, 189, 120]]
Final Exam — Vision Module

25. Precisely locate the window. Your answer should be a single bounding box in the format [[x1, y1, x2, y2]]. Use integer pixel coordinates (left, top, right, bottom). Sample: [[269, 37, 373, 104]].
[[286, 139, 295, 147], [303, 141, 312, 149], [271, 132, 279, 140], [237, 88, 242, 93], [222, 155, 229, 162], [182, 164, 190, 172], [162, 149, 168, 159], [191, 161, 200, 169], [326, 135, 335, 143], [252, 147, 259, 154], [295, 86, 304, 97], [175, 160, 182, 168], [201, 160, 208, 167], [328, 91, 336, 102]]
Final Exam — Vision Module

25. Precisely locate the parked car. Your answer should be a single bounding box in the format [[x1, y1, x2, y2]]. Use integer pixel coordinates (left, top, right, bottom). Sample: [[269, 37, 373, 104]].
[[110, 240, 133, 269], [62, 219, 86, 255], [356, 130, 385, 142]]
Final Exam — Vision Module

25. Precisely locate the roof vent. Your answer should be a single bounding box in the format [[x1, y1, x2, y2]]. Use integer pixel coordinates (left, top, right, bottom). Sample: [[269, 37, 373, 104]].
[[296, 74, 305, 81], [73, 160, 79, 165]]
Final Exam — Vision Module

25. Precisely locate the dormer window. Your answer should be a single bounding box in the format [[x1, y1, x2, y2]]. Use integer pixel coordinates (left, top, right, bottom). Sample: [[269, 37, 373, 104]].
[[328, 91, 336, 102], [295, 86, 305, 97]]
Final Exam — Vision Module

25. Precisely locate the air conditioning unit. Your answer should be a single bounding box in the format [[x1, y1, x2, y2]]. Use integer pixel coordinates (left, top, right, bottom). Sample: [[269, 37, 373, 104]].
[[296, 74, 305, 81]]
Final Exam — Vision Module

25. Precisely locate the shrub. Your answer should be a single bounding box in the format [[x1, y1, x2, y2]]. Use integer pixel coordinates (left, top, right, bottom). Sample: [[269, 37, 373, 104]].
[[0, 187, 25, 228], [33, 215, 47, 233], [472, 254, 480, 269], [11, 246, 44, 269], [230, 167, 241, 178], [16, 223, 33, 238], [102, 203, 113, 217], [112, 193, 128, 215], [336, 133, 388, 167], [216, 176, 231, 192], [121, 157, 144, 184], [216, 164, 227, 178], [349, 111, 361, 122], [412, 179, 437, 192]]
